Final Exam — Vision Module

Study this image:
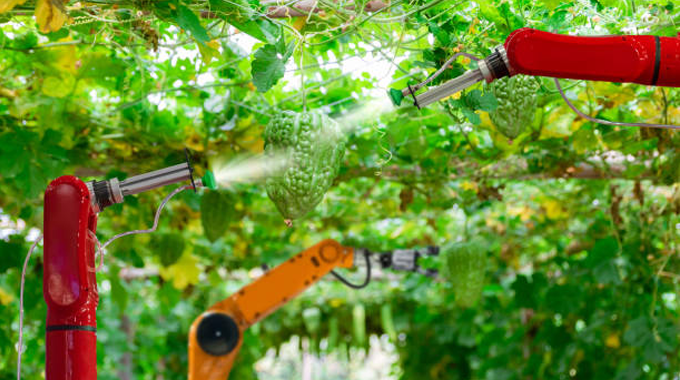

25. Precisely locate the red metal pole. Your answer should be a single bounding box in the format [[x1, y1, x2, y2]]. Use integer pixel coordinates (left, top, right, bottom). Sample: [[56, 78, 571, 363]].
[[43, 176, 99, 380]]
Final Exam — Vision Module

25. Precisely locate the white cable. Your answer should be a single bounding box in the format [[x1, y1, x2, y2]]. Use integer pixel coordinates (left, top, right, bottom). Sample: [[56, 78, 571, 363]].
[[407, 52, 482, 95], [16, 184, 192, 379], [555, 78, 680, 130], [89, 230, 104, 273], [99, 184, 192, 252], [17, 234, 42, 380]]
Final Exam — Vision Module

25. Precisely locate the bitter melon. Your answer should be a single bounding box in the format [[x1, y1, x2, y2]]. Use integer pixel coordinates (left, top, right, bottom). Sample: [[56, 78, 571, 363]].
[[442, 238, 487, 308], [200, 190, 238, 242], [264, 110, 345, 220], [488, 74, 538, 139]]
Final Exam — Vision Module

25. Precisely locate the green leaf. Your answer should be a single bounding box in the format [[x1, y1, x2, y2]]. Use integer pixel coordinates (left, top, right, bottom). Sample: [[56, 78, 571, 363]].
[[251, 42, 294, 93], [0, 239, 23, 273], [544, 284, 580, 315], [209, 0, 256, 21], [174, 4, 210, 44], [210, 0, 281, 44], [154, 233, 186, 267], [623, 317, 677, 363], [108, 265, 128, 311], [12, 32, 38, 49], [541, 0, 562, 9], [428, 22, 450, 46], [511, 275, 537, 309], [230, 19, 280, 45], [466, 90, 498, 112], [78, 52, 127, 79], [586, 237, 619, 267], [449, 90, 497, 125], [461, 107, 481, 125]]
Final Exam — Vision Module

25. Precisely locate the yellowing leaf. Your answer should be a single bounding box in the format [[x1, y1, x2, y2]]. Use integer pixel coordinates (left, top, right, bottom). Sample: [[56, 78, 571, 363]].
[[605, 333, 620, 348], [485, 211, 506, 234], [184, 128, 205, 152], [329, 298, 344, 308], [234, 240, 248, 258], [42, 75, 75, 97], [159, 253, 200, 290], [52, 40, 78, 74], [197, 39, 220, 64], [0, 287, 13, 305], [440, 91, 461, 102], [35, 0, 68, 33], [541, 105, 575, 139], [292, 17, 306, 31], [542, 199, 567, 220], [0, 0, 27, 13], [508, 205, 534, 222], [461, 181, 478, 192]]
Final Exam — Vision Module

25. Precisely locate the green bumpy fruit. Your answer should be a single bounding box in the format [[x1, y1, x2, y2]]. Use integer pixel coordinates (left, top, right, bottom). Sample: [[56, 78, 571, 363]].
[[264, 110, 345, 220], [154, 233, 185, 267], [489, 74, 538, 139], [200, 190, 238, 242], [442, 238, 487, 308]]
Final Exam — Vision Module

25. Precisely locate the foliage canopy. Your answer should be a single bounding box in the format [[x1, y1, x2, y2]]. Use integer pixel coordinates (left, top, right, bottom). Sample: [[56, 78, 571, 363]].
[[0, 0, 679, 379]]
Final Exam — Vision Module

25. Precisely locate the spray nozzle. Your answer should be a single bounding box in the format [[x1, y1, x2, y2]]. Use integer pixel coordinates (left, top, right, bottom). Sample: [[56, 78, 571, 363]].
[[87, 149, 212, 212], [200, 171, 217, 190]]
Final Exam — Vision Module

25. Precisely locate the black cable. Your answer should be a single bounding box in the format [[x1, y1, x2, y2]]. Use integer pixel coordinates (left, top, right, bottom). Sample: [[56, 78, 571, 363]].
[[330, 249, 371, 289]]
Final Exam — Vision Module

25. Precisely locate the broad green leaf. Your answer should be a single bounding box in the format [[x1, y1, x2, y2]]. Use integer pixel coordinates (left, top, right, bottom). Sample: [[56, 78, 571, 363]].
[[153, 233, 186, 267], [623, 317, 677, 363], [251, 42, 294, 92], [428, 22, 450, 47], [461, 107, 481, 125], [12, 32, 38, 49], [41, 75, 75, 97], [0, 240, 22, 273], [466, 90, 498, 112], [174, 4, 210, 44]]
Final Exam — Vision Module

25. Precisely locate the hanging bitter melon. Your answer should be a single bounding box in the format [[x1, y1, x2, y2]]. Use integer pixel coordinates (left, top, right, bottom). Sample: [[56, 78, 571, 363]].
[[488, 74, 538, 139], [264, 110, 346, 221]]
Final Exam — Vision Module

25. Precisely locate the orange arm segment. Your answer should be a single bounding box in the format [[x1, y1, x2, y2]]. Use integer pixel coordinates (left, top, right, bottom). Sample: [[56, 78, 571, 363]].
[[188, 239, 355, 380]]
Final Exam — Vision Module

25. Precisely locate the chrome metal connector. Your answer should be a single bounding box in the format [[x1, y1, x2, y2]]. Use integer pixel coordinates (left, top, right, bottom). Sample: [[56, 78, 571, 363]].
[[399, 45, 515, 109], [87, 151, 197, 212]]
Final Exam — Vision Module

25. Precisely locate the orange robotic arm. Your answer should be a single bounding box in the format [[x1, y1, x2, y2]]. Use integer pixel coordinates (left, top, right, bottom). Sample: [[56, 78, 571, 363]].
[[188, 239, 356, 380]]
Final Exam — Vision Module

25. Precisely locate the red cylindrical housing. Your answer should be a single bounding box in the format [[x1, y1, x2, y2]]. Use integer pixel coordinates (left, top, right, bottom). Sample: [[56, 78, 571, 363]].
[[43, 176, 99, 380], [504, 28, 680, 87]]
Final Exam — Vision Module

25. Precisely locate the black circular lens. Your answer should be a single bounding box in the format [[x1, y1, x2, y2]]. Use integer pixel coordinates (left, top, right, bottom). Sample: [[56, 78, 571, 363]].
[[196, 312, 240, 356]]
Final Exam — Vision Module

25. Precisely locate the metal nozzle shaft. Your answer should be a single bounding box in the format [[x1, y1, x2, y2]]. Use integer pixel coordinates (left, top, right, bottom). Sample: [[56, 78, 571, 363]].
[[414, 69, 484, 108], [87, 155, 197, 212], [120, 163, 193, 196]]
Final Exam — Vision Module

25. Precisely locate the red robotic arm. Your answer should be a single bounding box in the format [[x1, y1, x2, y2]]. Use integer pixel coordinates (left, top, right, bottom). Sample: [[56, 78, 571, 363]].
[[400, 28, 680, 108], [504, 28, 680, 87], [42, 152, 208, 380], [43, 176, 99, 380]]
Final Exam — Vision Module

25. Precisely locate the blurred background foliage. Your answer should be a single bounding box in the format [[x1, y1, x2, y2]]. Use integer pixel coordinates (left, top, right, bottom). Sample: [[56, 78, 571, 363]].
[[0, 0, 679, 379]]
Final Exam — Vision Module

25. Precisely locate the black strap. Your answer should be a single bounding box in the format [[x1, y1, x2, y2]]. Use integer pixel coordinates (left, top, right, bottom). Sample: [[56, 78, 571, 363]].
[[407, 84, 420, 109], [47, 325, 97, 333], [651, 36, 661, 86]]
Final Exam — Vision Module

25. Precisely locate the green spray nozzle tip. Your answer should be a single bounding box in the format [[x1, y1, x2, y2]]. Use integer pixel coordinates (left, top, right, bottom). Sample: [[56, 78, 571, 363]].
[[388, 88, 404, 106], [201, 171, 217, 190]]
